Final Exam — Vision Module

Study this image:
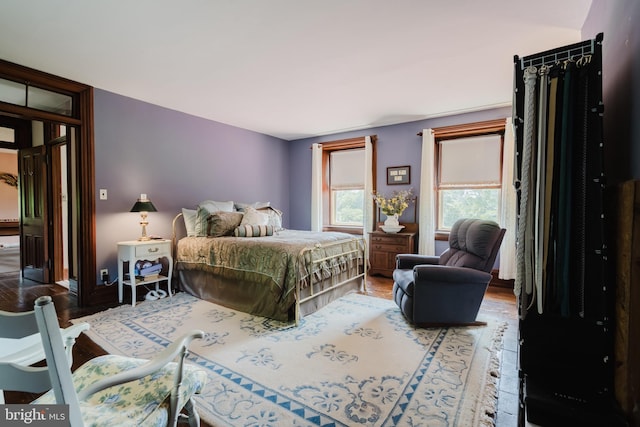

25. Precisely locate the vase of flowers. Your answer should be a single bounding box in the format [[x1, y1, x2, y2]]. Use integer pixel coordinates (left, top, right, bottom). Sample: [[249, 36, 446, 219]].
[[373, 189, 414, 232], [385, 213, 400, 228]]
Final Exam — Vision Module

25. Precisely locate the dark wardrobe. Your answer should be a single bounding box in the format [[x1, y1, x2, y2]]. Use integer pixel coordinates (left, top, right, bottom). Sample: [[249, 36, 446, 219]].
[[513, 33, 625, 426]]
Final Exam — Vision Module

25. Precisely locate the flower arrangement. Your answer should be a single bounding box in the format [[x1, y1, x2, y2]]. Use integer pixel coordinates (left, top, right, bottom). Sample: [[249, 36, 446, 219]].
[[373, 188, 414, 217]]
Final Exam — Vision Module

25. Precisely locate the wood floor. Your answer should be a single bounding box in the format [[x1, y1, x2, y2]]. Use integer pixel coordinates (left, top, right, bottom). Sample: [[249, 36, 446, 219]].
[[0, 271, 519, 426]]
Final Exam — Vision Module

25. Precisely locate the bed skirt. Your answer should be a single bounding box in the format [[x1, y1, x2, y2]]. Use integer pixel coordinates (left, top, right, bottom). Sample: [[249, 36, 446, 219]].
[[178, 265, 364, 322]]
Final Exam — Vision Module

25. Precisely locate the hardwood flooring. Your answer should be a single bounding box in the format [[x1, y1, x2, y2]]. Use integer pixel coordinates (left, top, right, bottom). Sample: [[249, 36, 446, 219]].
[[0, 271, 519, 426]]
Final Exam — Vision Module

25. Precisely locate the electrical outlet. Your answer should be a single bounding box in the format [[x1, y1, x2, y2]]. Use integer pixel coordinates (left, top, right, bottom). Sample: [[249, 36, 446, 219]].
[[100, 268, 109, 283]]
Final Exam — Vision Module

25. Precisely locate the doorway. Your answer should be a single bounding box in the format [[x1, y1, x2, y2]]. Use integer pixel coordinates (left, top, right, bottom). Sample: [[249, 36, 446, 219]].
[[2, 118, 76, 291], [0, 145, 19, 274], [0, 58, 104, 307]]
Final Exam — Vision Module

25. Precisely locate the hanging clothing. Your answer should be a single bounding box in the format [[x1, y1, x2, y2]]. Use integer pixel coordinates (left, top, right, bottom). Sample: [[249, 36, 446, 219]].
[[534, 66, 550, 314], [515, 66, 538, 318], [542, 73, 558, 313]]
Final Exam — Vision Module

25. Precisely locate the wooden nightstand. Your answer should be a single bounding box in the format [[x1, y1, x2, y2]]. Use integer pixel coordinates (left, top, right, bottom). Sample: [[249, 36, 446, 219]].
[[368, 230, 417, 278], [117, 239, 173, 306]]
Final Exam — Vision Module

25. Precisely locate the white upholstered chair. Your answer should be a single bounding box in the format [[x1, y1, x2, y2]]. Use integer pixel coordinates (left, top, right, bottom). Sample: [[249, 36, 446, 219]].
[[0, 296, 207, 426]]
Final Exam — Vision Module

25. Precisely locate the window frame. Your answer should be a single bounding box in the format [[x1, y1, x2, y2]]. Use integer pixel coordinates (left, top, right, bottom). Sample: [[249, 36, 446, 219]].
[[433, 119, 505, 239], [0, 75, 77, 117], [319, 136, 376, 234]]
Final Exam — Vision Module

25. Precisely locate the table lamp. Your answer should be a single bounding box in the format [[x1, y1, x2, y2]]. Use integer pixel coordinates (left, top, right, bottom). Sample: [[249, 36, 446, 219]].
[[130, 194, 157, 241]]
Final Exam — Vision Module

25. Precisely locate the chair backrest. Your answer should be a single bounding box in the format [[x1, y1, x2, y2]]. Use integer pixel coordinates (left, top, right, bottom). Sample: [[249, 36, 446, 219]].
[[34, 296, 85, 426], [0, 309, 39, 339], [438, 218, 506, 273], [0, 296, 85, 425]]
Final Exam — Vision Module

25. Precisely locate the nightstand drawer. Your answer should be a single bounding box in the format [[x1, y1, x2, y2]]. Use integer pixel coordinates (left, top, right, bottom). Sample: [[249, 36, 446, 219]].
[[135, 244, 168, 257], [371, 235, 404, 244], [371, 243, 408, 252]]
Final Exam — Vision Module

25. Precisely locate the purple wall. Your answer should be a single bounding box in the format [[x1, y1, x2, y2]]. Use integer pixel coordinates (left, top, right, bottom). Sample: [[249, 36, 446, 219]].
[[582, 0, 640, 183], [93, 89, 289, 278], [287, 106, 512, 231]]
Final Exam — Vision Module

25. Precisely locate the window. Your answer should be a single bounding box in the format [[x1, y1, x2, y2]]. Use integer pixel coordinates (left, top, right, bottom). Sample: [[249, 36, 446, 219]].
[[435, 120, 504, 231], [315, 136, 376, 232], [330, 149, 365, 226], [0, 77, 74, 116]]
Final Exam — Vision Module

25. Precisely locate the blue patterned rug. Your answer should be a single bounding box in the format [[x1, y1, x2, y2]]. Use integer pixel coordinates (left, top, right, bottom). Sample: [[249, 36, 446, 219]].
[[73, 292, 505, 426]]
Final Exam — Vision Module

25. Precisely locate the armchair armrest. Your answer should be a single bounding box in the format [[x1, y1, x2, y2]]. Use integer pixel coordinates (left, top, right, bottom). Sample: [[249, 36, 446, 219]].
[[413, 264, 492, 284], [0, 322, 90, 367], [77, 329, 204, 400], [396, 253, 439, 270]]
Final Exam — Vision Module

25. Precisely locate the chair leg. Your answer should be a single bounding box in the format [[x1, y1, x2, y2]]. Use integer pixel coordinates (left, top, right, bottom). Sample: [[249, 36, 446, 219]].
[[178, 398, 200, 427]]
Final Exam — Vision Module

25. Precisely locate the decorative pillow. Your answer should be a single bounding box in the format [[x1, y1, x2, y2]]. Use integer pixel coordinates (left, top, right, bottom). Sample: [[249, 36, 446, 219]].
[[234, 224, 274, 237], [199, 200, 234, 212], [207, 211, 244, 237], [258, 206, 284, 230], [234, 201, 271, 211], [194, 200, 234, 236], [240, 207, 269, 226], [182, 208, 197, 237]]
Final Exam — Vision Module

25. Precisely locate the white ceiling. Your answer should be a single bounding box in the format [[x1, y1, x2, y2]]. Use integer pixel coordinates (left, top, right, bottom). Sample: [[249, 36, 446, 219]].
[[0, 0, 592, 140]]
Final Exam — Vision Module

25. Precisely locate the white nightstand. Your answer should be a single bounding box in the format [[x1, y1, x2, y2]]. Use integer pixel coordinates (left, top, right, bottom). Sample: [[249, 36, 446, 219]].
[[117, 239, 173, 306]]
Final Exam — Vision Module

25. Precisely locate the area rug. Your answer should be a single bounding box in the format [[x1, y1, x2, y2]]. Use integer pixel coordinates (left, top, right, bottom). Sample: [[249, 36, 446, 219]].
[[73, 292, 506, 427]]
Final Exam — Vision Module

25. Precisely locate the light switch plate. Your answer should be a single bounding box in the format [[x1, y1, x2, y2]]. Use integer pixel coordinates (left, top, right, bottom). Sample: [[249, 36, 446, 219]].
[[99, 189, 107, 200]]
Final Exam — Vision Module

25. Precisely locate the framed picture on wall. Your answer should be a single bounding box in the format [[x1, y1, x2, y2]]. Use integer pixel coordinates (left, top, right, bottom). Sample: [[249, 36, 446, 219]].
[[387, 166, 410, 185]]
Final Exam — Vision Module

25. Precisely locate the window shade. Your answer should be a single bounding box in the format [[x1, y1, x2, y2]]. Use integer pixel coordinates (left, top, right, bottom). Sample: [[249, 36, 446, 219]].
[[439, 135, 501, 185], [330, 149, 364, 189]]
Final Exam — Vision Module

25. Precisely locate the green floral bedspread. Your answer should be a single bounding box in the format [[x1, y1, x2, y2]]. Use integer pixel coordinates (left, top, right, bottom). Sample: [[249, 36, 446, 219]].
[[176, 230, 365, 302]]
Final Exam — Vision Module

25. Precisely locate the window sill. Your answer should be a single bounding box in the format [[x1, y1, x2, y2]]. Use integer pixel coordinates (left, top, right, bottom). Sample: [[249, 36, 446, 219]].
[[435, 231, 449, 241], [322, 225, 363, 236]]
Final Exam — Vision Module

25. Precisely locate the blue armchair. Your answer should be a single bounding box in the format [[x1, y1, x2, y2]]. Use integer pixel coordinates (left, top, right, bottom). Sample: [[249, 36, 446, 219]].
[[392, 218, 506, 325]]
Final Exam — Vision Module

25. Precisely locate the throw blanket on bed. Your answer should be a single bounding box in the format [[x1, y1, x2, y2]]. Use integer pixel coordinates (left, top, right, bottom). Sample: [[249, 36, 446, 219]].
[[176, 230, 365, 303]]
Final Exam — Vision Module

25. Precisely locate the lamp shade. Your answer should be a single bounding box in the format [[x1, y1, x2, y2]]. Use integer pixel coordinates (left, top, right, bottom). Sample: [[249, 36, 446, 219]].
[[130, 195, 157, 241], [130, 200, 157, 213]]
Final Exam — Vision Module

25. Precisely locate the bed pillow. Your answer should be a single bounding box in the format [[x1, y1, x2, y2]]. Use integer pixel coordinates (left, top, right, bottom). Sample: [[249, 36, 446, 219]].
[[194, 200, 235, 236], [258, 206, 284, 230], [199, 200, 234, 212], [240, 207, 269, 226], [234, 224, 274, 237], [234, 201, 271, 211], [182, 208, 197, 237], [207, 211, 244, 237]]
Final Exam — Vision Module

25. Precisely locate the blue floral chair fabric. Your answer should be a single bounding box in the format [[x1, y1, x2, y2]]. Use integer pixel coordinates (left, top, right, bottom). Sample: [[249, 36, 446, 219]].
[[33, 354, 208, 426]]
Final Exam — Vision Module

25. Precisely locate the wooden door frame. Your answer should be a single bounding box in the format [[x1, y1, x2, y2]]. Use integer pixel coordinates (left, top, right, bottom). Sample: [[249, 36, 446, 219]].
[[0, 59, 112, 306], [50, 137, 66, 283]]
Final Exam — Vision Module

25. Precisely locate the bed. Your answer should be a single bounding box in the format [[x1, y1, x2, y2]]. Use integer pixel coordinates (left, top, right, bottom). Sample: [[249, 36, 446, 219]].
[[171, 203, 366, 323]]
